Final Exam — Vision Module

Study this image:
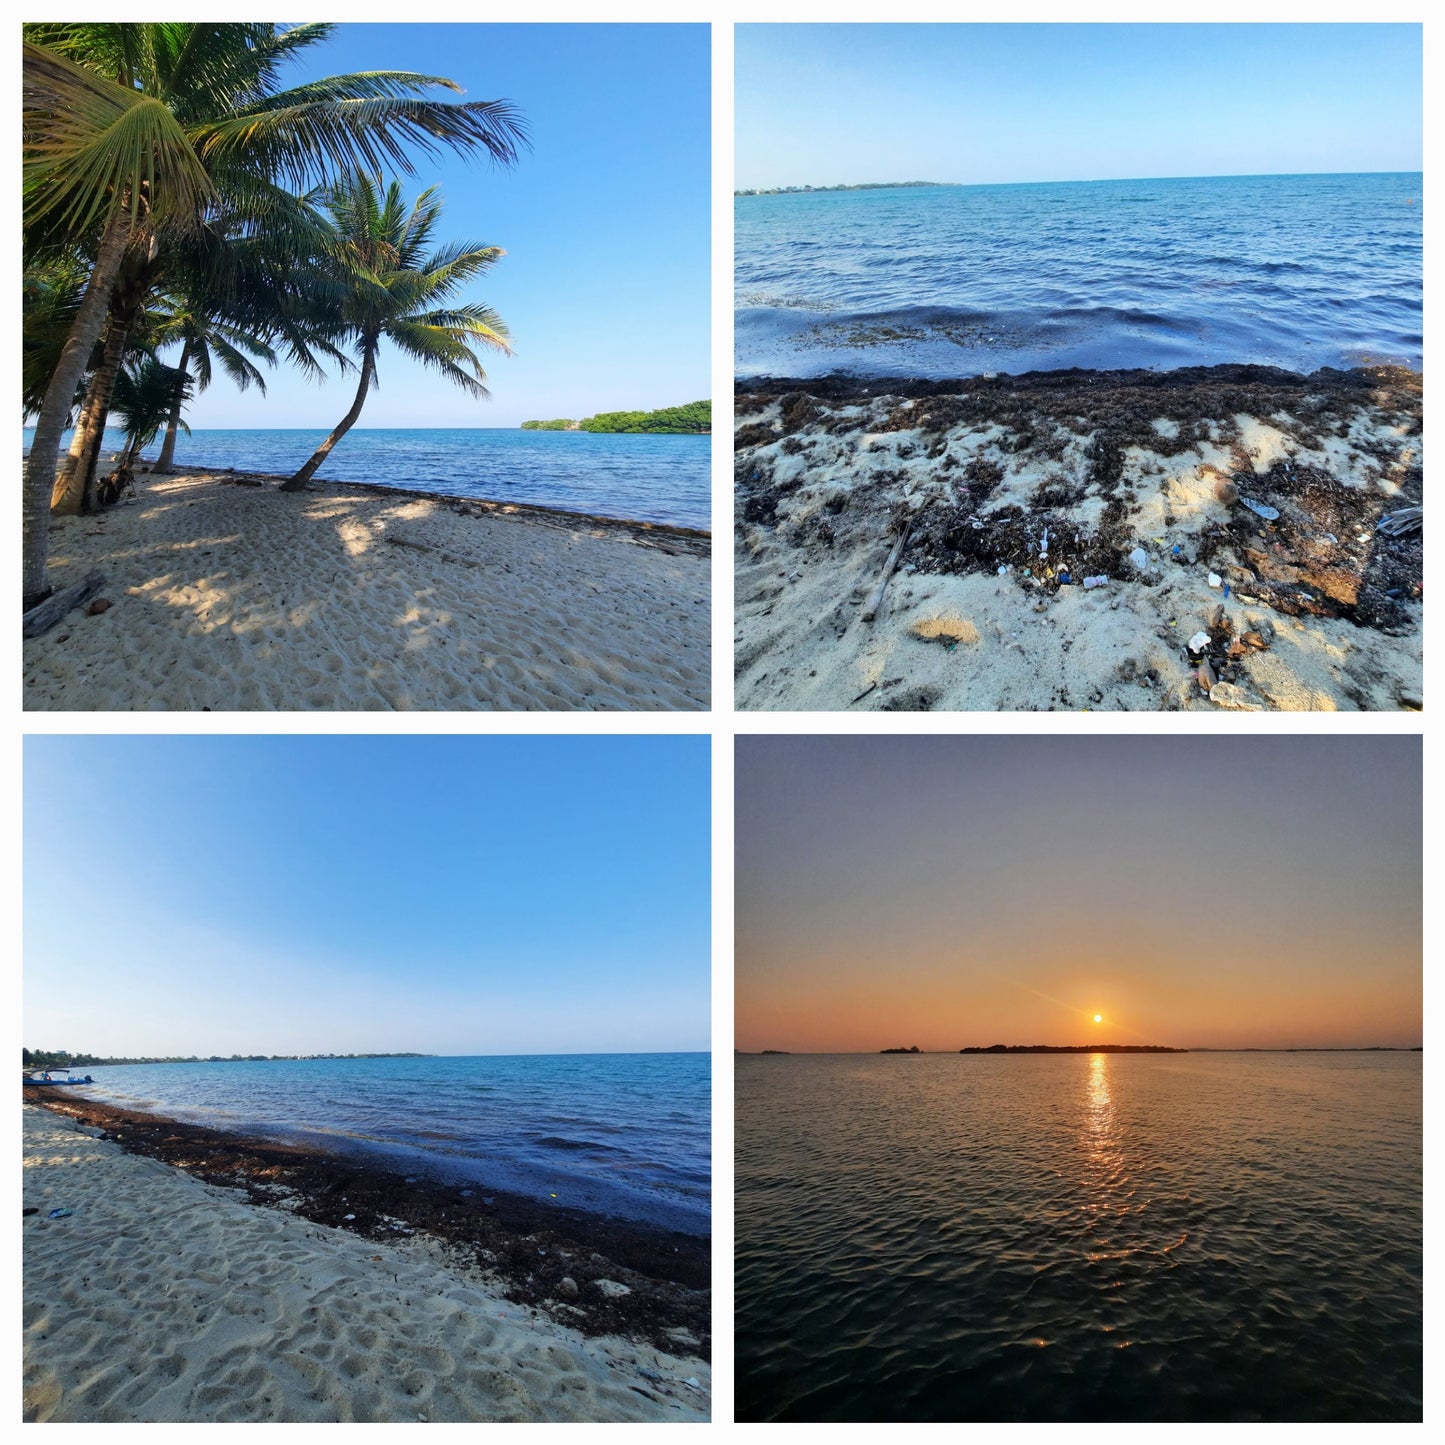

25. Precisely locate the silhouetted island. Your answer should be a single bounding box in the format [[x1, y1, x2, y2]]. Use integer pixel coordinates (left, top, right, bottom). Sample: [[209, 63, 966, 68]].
[[960, 1044, 1185, 1054], [880, 1046, 922, 1054], [760, 1049, 790, 1055]]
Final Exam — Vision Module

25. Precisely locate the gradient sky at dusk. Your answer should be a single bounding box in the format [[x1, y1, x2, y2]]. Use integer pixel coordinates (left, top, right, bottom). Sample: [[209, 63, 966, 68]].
[[736, 737, 1421, 1053], [26, 735, 709, 1057], [737, 24, 1422, 190]]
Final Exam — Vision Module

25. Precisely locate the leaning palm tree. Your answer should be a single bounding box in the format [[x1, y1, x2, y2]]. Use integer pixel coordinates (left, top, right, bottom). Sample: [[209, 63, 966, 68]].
[[21, 21, 526, 607], [281, 174, 511, 491]]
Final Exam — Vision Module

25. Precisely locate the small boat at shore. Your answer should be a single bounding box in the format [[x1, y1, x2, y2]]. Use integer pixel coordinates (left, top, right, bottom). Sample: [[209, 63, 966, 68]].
[[23, 1072, 94, 1086]]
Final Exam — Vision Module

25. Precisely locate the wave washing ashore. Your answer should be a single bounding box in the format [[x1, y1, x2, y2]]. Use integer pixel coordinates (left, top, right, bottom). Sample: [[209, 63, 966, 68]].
[[735, 175, 1422, 712], [24, 1054, 710, 1422], [735, 1051, 1421, 1422], [23, 466, 709, 711], [70, 1053, 709, 1235], [24, 428, 711, 531], [737, 174, 1421, 379]]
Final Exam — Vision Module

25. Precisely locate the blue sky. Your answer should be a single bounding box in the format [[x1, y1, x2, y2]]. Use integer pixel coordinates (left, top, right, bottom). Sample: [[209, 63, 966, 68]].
[[24, 736, 710, 1056], [185, 23, 710, 428], [737, 24, 1422, 190]]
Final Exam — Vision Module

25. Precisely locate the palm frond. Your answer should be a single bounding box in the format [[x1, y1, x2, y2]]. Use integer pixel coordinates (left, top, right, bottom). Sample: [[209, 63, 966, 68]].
[[23, 41, 214, 236]]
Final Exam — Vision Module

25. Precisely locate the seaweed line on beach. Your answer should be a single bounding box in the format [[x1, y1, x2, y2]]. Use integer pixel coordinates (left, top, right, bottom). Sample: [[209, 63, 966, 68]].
[[28, 1093, 709, 1361], [735, 363, 1421, 712]]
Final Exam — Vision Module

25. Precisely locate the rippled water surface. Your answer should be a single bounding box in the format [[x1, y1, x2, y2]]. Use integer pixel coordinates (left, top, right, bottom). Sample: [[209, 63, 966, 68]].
[[22, 427, 711, 530], [736, 1052, 1421, 1420], [736, 173, 1422, 378], [76, 1053, 710, 1233]]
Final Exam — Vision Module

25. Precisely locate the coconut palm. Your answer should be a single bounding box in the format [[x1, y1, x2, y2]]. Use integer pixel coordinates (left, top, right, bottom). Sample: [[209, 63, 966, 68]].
[[110, 356, 194, 468], [281, 174, 510, 491], [22, 21, 526, 606]]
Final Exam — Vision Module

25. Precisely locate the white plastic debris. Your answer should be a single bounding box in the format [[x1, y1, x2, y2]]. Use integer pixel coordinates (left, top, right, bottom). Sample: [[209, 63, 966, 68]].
[[1129, 546, 1149, 570], [1083, 575, 1108, 589], [1207, 572, 1222, 588], [1187, 631, 1211, 653], [1241, 498, 1280, 521]]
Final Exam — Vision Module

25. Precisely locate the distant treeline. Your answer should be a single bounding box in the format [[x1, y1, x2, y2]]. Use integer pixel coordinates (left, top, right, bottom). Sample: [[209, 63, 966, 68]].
[[521, 400, 710, 434], [735, 182, 945, 196], [23, 1048, 432, 1068], [960, 1044, 1186, 1054]]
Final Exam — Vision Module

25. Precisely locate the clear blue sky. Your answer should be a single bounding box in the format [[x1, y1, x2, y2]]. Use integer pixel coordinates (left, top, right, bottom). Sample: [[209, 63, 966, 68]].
[[25, 736, 710, 1057], [737, 24, 1422, 190], [185, 23, 709, 428]]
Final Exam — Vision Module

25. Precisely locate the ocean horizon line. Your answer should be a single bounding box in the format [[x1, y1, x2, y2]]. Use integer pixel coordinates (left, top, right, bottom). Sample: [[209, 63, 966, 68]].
[[738, 166, 1422, 193]]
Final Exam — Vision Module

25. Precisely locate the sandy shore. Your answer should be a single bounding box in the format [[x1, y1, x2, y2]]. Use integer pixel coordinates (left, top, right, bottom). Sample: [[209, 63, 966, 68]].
[[23, 1104, 709, 1422], [24, 470, 710, 711], [735, 365, 1421, 711]]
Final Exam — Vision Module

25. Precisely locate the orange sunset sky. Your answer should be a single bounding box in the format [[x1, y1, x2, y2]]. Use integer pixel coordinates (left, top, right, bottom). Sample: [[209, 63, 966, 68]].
[[736, 736, 1422, 1053]]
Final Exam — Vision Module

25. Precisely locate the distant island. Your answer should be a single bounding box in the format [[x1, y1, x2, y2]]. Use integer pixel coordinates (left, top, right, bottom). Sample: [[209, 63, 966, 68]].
[[959, 1044, 1186, 1054], [22, 1048, 433, 1068], [880, 1045, 922, 1054], [521, 400, 710, 434], [735, 182, 946, 196]]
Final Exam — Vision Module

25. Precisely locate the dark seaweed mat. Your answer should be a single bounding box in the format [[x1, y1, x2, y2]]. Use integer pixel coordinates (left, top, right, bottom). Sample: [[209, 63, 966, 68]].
[[736, 363, 1421, 635]]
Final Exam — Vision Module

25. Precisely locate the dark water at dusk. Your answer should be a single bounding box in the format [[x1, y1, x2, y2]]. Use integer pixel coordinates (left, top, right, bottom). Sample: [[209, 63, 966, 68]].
[[735, 1051, 1420, 1421]]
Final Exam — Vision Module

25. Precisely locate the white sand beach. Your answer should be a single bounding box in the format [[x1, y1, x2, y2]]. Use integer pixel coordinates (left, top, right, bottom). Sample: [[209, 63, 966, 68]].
[[24, 471, 709, 711], [22, 1105, 709, 1423], [735, 368, 1421, 712]]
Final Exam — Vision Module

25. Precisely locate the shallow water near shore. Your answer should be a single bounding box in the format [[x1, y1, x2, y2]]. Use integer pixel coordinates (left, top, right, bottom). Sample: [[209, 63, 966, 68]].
[[23, 427, 710, 530], [735, 1051, 1421, 1421], [73, 1052, 709, 1234], [736, 172, 1422, 379]]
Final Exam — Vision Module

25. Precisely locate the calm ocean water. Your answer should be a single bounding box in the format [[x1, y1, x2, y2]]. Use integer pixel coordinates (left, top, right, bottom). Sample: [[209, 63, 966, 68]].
[[21, 428, 710, 531], [73, 1053, 709, 1234], [736, 173, 1422, 379], [736, 1052, 1421, 1421]]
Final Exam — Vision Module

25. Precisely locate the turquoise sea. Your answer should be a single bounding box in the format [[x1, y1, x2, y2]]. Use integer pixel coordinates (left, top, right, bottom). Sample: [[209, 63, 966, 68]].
[[736, 172, 1422, 378], [23, 427, 711, 531]]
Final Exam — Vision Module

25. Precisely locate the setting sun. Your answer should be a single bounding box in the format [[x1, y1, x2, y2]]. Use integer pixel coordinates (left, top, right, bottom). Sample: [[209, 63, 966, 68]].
[[1093, 1014, 1103, 1023]]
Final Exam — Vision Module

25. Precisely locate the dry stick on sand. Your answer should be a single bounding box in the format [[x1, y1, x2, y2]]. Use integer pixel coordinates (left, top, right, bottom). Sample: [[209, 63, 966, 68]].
[[383, 534, 489, 571], [862, 498, 933, 622], [22, 570, 105, 639]]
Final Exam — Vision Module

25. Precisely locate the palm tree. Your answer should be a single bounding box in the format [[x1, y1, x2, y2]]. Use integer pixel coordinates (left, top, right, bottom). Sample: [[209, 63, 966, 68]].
[[282, 174, 511, 490], [110, 356, 193, 467], [149, 299, 275, 474], [22, 21, 526, 607]]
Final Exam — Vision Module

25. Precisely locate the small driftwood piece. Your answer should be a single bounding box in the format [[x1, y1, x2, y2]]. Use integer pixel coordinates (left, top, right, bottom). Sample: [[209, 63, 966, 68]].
[[862, 499, 932, 622], [22, 570, 106, 639], [384, 535, 486, 571], [1377, 506, 1422, 538]]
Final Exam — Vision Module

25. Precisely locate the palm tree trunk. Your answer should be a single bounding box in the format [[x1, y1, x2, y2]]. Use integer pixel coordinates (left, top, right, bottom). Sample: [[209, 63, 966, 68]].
[[154, 337, 192, 473], [52, 308, 129, 515], [23, 206, 133, 606], [281, 343, 375, 491]]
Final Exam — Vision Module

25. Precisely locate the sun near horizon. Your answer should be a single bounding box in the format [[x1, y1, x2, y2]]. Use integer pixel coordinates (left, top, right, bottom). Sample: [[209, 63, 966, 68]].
[[735, 737, 1422, 1056]]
